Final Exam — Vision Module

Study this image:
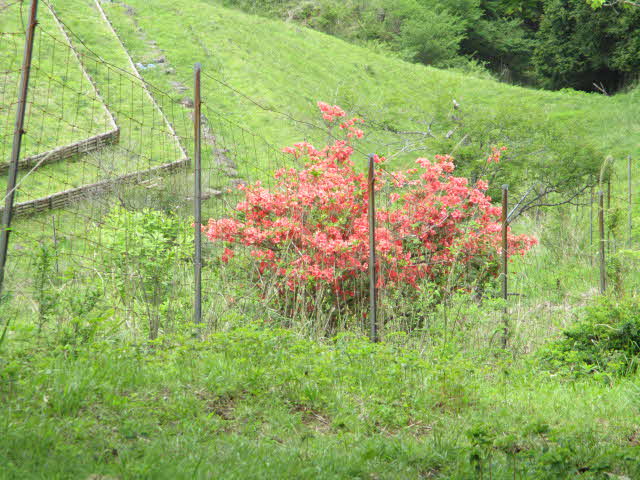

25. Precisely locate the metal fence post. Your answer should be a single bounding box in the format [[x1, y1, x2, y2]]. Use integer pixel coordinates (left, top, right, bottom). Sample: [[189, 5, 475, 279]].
[[607, 178, 612, 255], [368, 155, 378, 342], [590, 187, 594, 266], [628, 155, 632, 248], [0, 0, 39, 296], [193, 63, 202, 326], [501, 185, 509, 348], [599, 191, 606, 294]]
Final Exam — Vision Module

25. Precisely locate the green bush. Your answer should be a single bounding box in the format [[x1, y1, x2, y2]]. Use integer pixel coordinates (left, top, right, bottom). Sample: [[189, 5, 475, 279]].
[[538, 298, 640, 378], [100, 206, 191, 339], [397, 8, 465, 66]]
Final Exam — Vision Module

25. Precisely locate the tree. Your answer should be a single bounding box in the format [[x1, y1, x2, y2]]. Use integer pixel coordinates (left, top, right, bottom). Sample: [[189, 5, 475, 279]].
[[533, 0, 640, 92], [589, 0, 639, 8]]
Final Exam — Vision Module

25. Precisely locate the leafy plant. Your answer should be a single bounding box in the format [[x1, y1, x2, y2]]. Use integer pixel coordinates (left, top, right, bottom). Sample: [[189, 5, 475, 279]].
[[466, 422, 496, 479], [538, 297, 640, 378], [100, 206, 191, 339], [0, 293, 13, 353], [204, 102, 536, 331], [32, 241, 58, 332], [54, 277, 114, 347], [534, 0, 640, 91]]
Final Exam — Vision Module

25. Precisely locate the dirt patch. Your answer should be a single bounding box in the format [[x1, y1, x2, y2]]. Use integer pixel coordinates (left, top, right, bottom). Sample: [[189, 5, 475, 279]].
[[180, 97, 194, 108], [170, 81, 188, 93], [405, 419, 433, 437], [195, 389, 245, 420], [121, 3, 135, 16], [291, 403, 331, 433], [628, 428, 640, 446]]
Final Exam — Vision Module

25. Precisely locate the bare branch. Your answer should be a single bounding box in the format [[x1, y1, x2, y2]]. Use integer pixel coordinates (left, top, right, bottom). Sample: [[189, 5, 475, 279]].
[[592, 82, 609, 95], [509, 183, 593, 222], [507, 183, 536, 223], [369, 118, 435, 139]]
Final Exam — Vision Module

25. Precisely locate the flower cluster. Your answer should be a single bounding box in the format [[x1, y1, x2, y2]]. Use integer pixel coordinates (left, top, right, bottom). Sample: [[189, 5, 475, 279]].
[[204, 103, 536, 310], [317, 101, 346, 122], [487, 145, 507, 164], [339, 116, 365, 139]]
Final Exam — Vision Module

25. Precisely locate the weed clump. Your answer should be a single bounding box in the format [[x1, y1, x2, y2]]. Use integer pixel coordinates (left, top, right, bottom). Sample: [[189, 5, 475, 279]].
[[539, 298, 640, 378]]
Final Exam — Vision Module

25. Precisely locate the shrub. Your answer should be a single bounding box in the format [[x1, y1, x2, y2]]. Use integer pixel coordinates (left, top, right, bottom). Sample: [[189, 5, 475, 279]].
[[538, 298, 640, 378], [33, 241, 57, 332], [101, 206, 191, 339], [397, 9, 465, 66], [204, 102, 536, 330]]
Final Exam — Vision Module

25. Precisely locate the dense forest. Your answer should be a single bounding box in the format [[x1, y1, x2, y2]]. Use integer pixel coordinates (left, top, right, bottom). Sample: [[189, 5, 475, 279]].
[[222, 0, 640, 92]]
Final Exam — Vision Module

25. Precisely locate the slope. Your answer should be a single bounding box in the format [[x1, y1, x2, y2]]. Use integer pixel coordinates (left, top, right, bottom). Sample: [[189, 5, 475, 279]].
[[95, 0, 638, 193], [0, 0, 187, 201], [0, 1, 113, 174]]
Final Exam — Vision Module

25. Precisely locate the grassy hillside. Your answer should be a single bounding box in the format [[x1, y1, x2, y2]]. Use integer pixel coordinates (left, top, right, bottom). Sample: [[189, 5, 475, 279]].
[[98, 0, 638, 183], [0, 0, 633, 365], [0, 1, 111, 161], [1, 0, 626, 340], [6, 0, 639, 202], [95, 0, 638, 324], [0, 0, 630, 368]]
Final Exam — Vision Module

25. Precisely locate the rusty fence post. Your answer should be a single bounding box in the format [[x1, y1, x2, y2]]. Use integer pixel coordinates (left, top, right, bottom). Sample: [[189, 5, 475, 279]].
[[607, 178, 612, 255], [599, 191, 606, 294], [193, 63, 202, 326], [501, 185, 509, 348], [628, 155, 632, 248], [590, 187, 594, 266], [368, 155, 378, 342], [0, 0, 39, 296]]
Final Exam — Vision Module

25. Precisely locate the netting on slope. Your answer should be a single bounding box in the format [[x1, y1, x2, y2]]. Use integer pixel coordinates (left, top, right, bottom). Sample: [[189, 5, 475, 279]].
[[2, 1, 193, 337]]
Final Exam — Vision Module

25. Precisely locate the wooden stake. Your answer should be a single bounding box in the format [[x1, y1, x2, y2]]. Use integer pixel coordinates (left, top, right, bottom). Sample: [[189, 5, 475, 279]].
[[0, 0, 39, 296], [193, 63, 202, 326], [628, 155, 632, 248]]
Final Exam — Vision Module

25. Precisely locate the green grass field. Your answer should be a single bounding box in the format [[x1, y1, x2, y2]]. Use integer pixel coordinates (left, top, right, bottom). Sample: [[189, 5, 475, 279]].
[[1, 0, 640, 478], [3, 324, 640, 479]]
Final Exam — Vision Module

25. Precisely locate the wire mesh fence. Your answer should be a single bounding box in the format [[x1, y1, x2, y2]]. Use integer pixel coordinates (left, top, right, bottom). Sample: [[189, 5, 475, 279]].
[[2, 0, 194, 339], [1, 0, 638, 346]]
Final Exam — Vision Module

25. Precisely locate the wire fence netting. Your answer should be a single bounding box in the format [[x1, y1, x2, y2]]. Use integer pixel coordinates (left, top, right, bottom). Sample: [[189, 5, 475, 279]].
[[2, 0, 637, 345]]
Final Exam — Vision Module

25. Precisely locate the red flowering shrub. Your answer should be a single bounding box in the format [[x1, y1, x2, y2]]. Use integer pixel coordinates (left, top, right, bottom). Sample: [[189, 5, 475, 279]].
[[204, 103, 536, 326]]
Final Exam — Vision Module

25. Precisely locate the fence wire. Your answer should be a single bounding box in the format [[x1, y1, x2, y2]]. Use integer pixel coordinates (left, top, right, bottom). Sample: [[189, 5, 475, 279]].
[[1, 0, 637, 345]]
